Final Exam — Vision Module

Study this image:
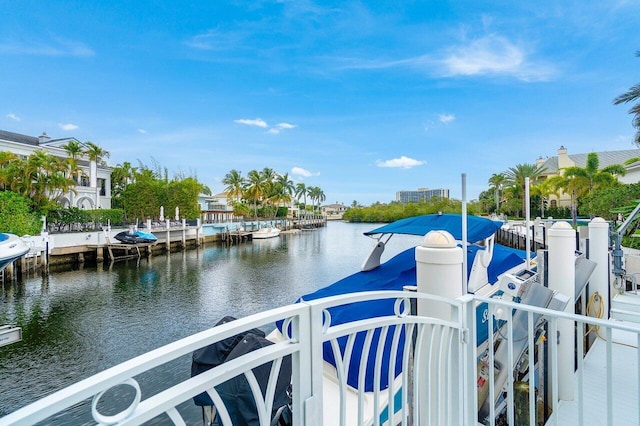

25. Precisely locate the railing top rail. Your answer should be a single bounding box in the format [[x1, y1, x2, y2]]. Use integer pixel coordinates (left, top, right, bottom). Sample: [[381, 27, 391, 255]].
[[474, 295, 640, 334], [0, 302, 308, 425], [302, 289, 466, 310]]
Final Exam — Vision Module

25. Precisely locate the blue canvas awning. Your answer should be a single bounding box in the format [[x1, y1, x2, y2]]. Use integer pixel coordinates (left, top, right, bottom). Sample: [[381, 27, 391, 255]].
[[364, 213, 503, 242]]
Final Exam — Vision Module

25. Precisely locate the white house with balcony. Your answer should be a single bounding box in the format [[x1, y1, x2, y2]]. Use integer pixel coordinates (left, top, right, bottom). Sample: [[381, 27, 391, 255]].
[[200, 192, 236, 223], [0, 129, 112, 209]]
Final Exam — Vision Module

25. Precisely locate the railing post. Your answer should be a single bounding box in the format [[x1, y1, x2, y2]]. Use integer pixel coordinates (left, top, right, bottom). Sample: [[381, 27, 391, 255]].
[[459, 294, 478, 426], [588, 218, 610, 317], [548, 221, 576, 401], [298, 302, 324, 426]]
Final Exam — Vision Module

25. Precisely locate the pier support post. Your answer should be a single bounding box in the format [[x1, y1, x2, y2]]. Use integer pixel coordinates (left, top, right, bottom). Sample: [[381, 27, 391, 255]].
[[181, 218, 186, 249], [547, 221, 576, 401], [96, 247, 104, 262], [588, 218, 610, 318]]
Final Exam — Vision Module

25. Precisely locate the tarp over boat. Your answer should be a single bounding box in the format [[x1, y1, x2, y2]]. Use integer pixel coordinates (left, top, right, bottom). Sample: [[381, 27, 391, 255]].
[[364, 213, 503, 242], [286, 243, 528, 392]]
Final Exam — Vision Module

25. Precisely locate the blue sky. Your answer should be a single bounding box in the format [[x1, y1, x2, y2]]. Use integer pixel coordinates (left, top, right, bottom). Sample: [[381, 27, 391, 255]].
[[2, 1, 639, 205]]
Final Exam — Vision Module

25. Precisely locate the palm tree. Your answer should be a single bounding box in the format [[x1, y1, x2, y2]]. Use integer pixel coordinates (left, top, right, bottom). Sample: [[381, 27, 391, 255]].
[[503, 163, 547, 217], [613, 51, 640, 145], [548, 152, 625, 224], [111, 162, 137, 199], [295, 182, 307, 208], [487, 173, 506, 213], [272, 173, 295, 210], [83, 141, 110, 166], [0, 151, 18, 190], [307, 186, 326, 211], [245, 169, 267, 218], [222, 169, 245, 205], [61, 140, 84, 186], [260, 167, 278, 216], [532, 178, 559, 217]]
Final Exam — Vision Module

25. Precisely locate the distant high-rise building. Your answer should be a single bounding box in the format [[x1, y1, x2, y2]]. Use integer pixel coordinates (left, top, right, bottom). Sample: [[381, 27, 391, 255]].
[[396, 188, 450, 203]]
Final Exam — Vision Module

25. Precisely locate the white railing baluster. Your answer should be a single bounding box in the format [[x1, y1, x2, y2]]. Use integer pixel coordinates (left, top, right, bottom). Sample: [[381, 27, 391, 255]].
[[358, 329, 374, 426], [387, 322, 403, 425], [550, 318, 559, 426], [506, 306, 514, 425], [400, 323, 414, 426], [528, 311, 535, 426], [577, 319, 584, 426], [488, 303, 496, 426], [373, 326, 389, 426], [413, 323, 427, 425], [462, 295, 477, 426], [606, 327, 613, 426], [329, 337, 348, 426]]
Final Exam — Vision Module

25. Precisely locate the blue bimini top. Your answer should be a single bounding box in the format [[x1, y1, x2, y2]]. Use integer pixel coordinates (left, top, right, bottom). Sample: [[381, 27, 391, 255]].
[[364, 213, 502, 243]]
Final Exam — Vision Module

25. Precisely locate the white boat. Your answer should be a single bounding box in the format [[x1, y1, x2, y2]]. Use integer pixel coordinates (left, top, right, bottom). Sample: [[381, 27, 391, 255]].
[[0, 232, 29, 272], [252, 227, 281, 239], [2, 214, 638, 426]]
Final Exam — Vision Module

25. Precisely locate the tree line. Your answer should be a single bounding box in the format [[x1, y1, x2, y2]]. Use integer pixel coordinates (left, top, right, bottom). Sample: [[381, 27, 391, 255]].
[[480, 152, 628, 224], [221, 168, 325, 218]]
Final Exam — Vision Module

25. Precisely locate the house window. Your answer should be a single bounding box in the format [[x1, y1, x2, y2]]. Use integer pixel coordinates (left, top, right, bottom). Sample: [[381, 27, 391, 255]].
[[81, 176, 90, 187], [550, 200, 557, 208], [98, 178, 106, 196]]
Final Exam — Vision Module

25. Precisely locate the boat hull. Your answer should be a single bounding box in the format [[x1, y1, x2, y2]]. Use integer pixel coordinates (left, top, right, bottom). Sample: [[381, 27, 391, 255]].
[[252, 228, 281, 239], [0, 233, 30, 272]]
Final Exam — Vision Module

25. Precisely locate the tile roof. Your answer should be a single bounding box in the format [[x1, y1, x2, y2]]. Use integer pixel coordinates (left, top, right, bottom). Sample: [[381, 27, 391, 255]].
[[540, 148, 640, 173], [0, 129, 39, 146]]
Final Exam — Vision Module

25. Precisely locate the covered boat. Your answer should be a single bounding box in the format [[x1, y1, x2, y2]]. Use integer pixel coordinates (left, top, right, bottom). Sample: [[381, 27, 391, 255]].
[[0, 232, 30, 272], [281, 213, 530, 392], [114, 230, 157, 244]]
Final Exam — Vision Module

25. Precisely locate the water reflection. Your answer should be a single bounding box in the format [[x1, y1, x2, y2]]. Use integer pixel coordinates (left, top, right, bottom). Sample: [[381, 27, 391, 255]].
[[0, 222, 419, 423]]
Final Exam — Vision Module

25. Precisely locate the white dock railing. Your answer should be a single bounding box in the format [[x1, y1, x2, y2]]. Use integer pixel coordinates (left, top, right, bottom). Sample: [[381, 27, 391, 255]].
[[1, 290, 639, 426]]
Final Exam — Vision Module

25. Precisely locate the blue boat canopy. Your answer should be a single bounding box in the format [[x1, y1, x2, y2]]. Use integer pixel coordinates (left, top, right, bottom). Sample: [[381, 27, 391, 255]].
[[364, 213, 503, 242]]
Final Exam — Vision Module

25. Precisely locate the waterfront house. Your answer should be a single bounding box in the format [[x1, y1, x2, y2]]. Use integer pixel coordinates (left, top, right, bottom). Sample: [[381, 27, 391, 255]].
[[200, 192, 236, 223], [536, 146, 640, 209], [321, 203, 347, 220], [0, 129, 112, 209]]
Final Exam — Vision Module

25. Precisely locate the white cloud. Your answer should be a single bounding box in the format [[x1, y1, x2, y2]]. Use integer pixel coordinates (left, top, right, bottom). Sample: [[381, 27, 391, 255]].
[[334, 34, 554, 82], [137, 128, 147, 134], [440, 35, 555, 82], [376, 156, 425, 169], [59, 123, 78, 131], [267, 122, 297, 135], [0, 37, 94, 57], [291, 166, 320, 177], [234, 118, 268, 128], [6, 113, 20, 121], [438, 113, 455, 124]]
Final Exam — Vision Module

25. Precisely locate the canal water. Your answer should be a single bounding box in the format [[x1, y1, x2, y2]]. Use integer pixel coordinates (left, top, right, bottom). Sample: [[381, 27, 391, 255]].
[[0, 221, 422, 424]]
